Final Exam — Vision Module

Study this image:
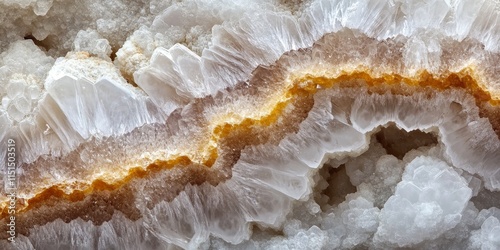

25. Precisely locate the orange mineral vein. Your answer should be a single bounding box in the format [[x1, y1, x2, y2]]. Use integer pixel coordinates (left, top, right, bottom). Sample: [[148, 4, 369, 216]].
[[1, 67, 499, 221]]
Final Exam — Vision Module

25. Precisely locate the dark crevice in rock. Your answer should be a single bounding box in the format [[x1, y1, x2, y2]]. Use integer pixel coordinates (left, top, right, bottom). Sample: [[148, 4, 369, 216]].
[[24, 34, 53, 52], [110, 46, 118, 62], [471, 188, 500, 211], [318, 163, 357, 209], [375, 124, 438, 159]]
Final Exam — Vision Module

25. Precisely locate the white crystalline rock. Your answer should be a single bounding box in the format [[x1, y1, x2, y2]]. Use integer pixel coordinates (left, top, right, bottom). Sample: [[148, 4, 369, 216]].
[[469, 208, 500, 249], [0, 0, 177, 165], [341, 138, 406, 207], [0, 40, 54, 166], [1, 80, 497, 249], [45, 52, 125, 87], [0, 212, 156, 250], [0, 0, 164, 56], [73, 29, 112, 59], [375, 156, 473, 246], [137, 87, 498, 249], [0, 40, 53, 122], [38, 53, 165, 153], [477, 216, 500, 249], [1, 0, 500, 249], [263, 226, 328, 250], [115, 0, 285, 85], [129, 0, 500, 111], [2, 0, 499, 167], [332, 195, 380, 249], [345, 141, 388, 187], [0, 49, 165, 166], [403, 34, 443, 75], [210, 87, 497, 249], [344, 89, 500, 191], [0, 0, 53, 15], [133, 44, 206, 114]]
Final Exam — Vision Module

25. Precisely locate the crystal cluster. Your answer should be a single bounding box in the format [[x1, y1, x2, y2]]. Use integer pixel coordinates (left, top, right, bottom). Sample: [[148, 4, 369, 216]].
[[1, 0, 500, 249]]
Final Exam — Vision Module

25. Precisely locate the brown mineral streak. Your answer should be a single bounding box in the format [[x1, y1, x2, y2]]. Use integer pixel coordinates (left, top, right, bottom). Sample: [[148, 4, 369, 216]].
[[295, 69, 500, 135], [1, 67, 499, 239], [0, 68, 315, 238]]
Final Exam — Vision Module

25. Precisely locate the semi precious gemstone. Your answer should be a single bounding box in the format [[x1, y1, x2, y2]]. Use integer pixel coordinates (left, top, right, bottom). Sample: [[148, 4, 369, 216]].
[[1, 0, 500, 249]]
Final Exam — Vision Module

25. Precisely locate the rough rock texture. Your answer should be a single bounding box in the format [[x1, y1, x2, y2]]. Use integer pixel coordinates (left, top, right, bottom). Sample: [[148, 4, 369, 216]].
[[1, 0, 500, 249]]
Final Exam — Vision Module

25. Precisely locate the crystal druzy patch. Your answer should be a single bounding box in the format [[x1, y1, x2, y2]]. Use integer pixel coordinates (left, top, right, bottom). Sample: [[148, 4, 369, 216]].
[[1, 0, 500, 249]]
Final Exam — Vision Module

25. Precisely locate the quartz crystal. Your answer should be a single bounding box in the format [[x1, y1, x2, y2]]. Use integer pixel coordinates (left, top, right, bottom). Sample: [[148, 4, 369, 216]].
[[1, 0, 500, 249]]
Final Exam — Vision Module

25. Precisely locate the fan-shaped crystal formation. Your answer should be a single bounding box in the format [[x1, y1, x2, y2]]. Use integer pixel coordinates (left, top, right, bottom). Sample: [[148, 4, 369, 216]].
[[1, 0, 500, 249]]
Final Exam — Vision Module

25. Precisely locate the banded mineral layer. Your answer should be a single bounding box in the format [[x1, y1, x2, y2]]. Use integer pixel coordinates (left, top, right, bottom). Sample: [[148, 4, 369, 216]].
[[1, 0, 500, 249]]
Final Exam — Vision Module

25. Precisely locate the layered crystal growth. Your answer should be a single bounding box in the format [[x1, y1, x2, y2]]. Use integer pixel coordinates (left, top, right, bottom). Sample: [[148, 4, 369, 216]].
[[1, 0, 500, 249]]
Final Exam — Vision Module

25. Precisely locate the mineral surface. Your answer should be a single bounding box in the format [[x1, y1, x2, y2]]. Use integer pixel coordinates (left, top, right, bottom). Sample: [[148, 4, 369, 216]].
[[1, 0, 500, 249]]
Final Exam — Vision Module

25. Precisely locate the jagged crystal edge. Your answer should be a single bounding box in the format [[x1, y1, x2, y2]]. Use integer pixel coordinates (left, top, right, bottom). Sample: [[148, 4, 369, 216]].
[[2, 0, 500, 169], [1, 0, 500, 248], [4, 87, 497, 249], [134, 0, 500, 110]]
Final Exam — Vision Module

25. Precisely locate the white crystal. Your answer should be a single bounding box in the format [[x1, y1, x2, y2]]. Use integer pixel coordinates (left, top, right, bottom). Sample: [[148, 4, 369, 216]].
[[375, 156, 472, 246], [1, 0, 500, 249]]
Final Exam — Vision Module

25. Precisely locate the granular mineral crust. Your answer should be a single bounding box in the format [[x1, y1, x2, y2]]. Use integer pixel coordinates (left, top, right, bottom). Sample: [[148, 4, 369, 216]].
[[1, 0, 500, 249]]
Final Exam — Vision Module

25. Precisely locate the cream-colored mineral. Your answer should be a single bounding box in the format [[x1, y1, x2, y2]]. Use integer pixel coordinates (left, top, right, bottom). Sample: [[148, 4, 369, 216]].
[[1, 0, 500, 249]]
